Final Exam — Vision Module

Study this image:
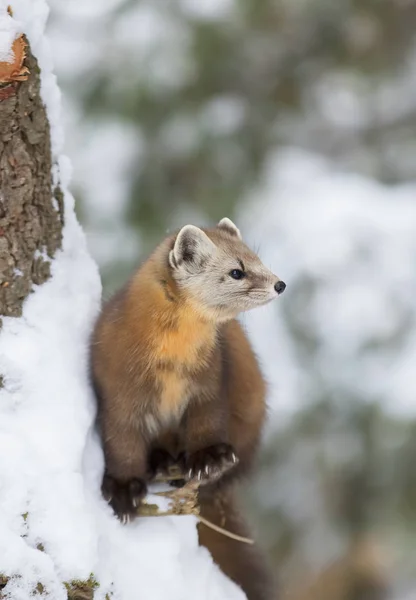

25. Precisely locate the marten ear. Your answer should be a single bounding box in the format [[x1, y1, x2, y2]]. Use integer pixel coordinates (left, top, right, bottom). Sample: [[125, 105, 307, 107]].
[[169, 225, 216, 272], [217, 217, 242, 240]]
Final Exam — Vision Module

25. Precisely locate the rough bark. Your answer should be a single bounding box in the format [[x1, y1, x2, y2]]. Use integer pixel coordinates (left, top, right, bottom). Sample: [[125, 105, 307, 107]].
[[0, 41, 64, 322]]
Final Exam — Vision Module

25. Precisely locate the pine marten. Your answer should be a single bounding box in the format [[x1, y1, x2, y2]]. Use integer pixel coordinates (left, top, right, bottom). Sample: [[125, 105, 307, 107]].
[[90, 218, 286, 600]]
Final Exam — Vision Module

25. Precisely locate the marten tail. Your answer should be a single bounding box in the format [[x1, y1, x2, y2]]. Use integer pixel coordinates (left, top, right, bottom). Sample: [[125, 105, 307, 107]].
[[198, 488, 277, 600]]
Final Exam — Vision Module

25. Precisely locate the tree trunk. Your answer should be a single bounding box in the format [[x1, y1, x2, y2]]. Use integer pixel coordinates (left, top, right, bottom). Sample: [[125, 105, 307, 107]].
[[0, 41, 63, 321]]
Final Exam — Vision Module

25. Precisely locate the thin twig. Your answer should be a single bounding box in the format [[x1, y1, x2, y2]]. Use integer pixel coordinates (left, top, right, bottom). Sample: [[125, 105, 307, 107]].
[[197, 515, 254, 545], [137, 469, 254, 545]]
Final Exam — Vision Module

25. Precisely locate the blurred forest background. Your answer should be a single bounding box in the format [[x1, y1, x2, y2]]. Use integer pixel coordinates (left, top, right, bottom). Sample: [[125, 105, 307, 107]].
[[47, 1, 416, 598]]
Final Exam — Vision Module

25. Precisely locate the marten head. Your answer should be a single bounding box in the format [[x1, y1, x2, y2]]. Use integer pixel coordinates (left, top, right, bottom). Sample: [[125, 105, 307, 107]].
[[168, 218, 285, 320]]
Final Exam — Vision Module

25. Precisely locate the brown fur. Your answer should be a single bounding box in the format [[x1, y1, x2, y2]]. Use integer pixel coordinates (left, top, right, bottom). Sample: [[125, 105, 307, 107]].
[[90, 224, 281, 600], [198, 490, 277, 600]]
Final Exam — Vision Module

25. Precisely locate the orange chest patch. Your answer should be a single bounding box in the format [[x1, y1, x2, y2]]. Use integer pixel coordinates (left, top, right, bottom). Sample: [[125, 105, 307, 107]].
[[155, 317, 215, 367], [145, 301, 217, 420], [157, 370, 189, 421]]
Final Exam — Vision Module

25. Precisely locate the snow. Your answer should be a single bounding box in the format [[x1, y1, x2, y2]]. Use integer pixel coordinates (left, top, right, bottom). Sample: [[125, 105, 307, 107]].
[[241, 148, 416, 422], [179, 0, 235, 21], [200, 96, 246, 136], [0, 2, 245, 599], [0, 4, 21, 62], [69, 121, 141, 272]]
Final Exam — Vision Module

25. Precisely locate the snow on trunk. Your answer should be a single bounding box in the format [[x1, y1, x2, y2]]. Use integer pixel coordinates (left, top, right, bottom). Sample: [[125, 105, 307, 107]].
[[0, 2, 245, 599]]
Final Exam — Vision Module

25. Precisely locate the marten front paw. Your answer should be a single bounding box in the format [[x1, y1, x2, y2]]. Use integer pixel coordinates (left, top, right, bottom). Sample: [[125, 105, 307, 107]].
[[102, 475, 147, 524], [186, 443, 238, 484]]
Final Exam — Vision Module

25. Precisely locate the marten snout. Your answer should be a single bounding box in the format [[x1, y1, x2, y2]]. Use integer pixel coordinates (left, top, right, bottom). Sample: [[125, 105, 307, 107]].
[[274, 280, 286, 295]]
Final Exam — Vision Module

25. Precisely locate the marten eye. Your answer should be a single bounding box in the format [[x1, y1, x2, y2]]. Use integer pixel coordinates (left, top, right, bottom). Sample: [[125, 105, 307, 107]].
[[229, 269, 245, 280]]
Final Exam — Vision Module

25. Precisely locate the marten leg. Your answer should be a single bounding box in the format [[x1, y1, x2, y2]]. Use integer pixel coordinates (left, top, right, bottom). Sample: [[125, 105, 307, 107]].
[[182, 397, 238, 485], [222, 322, 267, 479], [148, 448, 177, 478], [101, 415, 148, 522], [198, 490, 276, 600], [148, 429, 186, 486]]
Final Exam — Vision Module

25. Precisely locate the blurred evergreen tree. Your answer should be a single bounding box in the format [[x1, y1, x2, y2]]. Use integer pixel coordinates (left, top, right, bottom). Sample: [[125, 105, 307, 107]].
[[60, 0, 416, 276]]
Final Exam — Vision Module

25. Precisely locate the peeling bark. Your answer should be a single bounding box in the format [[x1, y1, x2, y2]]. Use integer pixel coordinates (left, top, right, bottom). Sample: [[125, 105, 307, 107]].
[[0, 41, 64, 319]]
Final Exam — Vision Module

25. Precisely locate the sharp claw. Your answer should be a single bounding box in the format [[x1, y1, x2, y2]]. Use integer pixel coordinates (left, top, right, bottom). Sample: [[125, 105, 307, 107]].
[[132, 498, 138, 508], [188, 468, 193, 479], [231, 452, 237, 464], [106, 496, 113, 504], [197, 470, 202, 481], [204, 465, 210, 475]]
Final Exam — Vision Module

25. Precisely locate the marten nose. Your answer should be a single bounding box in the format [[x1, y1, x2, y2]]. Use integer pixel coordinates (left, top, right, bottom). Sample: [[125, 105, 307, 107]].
[[274, 281, 286, 295]]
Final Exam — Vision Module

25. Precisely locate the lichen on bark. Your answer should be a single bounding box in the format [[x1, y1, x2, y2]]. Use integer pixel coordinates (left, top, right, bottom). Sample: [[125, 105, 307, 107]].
[[0, 575, 99, 600], [0, 42, 64, 318]]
